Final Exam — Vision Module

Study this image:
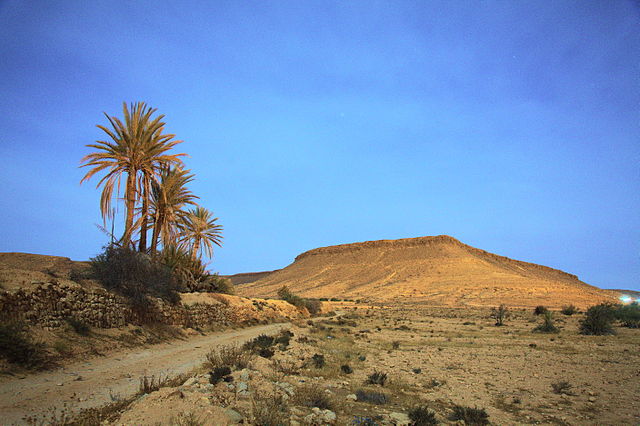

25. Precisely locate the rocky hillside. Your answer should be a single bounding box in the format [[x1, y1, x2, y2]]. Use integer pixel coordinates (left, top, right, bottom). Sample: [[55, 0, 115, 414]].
[[237, 235, 616, 308]]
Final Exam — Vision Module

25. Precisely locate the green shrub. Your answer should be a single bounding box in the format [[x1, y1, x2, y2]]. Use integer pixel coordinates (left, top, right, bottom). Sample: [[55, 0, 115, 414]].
[[580, 303, 616, 335], [408, 406, 438, 425], [534, 306, 548, 316], [277, 286, 322, 315], [67, 317, 90, 336], [533, 311, 559, 333], [355, 389, 388, 405], [91, 245, 179, 305], [615, 302, 640, 328], [367, 371, 388, 386], [561, 305, 578, 316], [450, 405, 489, 425], [0, 321, 49, 369], [209, 366, 232, 384], [312, 353, 325, 368]]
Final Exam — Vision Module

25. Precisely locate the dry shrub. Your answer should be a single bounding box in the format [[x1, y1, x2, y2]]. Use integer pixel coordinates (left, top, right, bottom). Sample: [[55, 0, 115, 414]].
[[252, 390, 290, 426], [450, 405, 489, 425], [0, 321, 49, 370], [296, 385, 333, 410], [205, 344, 252, 370]]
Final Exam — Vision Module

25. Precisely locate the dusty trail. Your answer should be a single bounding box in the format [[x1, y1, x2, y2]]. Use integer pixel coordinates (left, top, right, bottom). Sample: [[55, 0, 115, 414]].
[[0, 323, 289, 425]]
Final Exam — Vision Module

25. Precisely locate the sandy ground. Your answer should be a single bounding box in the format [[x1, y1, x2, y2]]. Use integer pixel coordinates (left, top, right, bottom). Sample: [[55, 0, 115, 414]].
[[0, 322, 288, 425]]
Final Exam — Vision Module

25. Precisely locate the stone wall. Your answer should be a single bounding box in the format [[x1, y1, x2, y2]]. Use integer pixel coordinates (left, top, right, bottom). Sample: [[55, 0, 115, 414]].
[[0, 281, 307, 330]]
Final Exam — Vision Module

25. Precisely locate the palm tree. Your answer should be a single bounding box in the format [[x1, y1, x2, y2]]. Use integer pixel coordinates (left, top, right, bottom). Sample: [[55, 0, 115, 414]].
[[80, 102, 186, 246], [149, 166, 199, 253], [179, 206, 223, 261]]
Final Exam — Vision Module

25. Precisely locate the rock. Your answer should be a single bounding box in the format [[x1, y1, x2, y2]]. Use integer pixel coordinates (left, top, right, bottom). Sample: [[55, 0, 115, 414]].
[[224, 408, 244, 423], [389, 412, 411, 425], [346, 393, 357, 401], [588, 396, 596, 402], [237, 382, 248, 392], [239, 369, 250, 381]]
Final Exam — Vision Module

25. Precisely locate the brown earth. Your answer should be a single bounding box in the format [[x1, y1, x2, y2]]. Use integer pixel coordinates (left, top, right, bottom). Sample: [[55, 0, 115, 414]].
[[225, 270, 279, 286], [237, 235, 617, 308]]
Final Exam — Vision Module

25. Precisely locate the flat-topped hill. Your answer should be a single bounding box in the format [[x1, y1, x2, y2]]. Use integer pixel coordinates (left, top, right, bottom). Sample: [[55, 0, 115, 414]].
[[236, 235, 616, 308]]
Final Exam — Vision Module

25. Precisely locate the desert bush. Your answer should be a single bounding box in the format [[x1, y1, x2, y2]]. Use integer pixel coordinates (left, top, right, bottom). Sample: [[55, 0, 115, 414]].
[[209, 366, 232, 384], [139, 374, 172, 394], [449, 405, 489, 425], [277, 285, 322, 315], [312, 353, 325, 368], [252, 390, 290, 426], [341, 364, 353, 374], [169, 411, 203, 426], [66, 317, 90, 336], [272, 358, 300, 375], [391, 340, 400, 350], [244, 334, 275, 352], [534, 306, 548, 315], [367, 370, 388, 386], [205, 344, 252, 370], [275, 329, 293, 348], [258, 348, 275, 358], [0, 321, 49, 369], [91, 244, 179, 305], [580, 303, 616, 335], [53, 341, 71, 355], [561, 305, 578, 316], [355, 389, 388, 405], [533, 311, 559, 333], [551, 381, 573, 395], [296, 385, 333, 410], [615, 302, 640, 328], [490, 305, 509, 326], [408, 405, 438, 425]]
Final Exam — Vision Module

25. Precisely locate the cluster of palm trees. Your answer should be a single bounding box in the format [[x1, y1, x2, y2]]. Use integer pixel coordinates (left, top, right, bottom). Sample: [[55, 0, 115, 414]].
[[80, 102, 222, 263]]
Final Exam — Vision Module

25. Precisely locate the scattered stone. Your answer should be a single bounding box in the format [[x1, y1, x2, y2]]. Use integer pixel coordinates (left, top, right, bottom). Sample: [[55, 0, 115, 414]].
[[389, 412, 411, 425], [224, 408, 244, 423], [346, 393, 357, 401]]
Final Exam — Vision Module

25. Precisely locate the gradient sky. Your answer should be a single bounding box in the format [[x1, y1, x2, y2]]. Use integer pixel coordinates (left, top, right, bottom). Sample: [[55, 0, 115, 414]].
[[0, 1, 638, 291]]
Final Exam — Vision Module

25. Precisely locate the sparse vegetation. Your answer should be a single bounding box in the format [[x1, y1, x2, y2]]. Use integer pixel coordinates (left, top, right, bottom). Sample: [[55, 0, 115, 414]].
[[296, 385, 333, 410], [341, 364, 353, 374], [67, 317, 90, 336], [533, 311, 559, 333], [391, 340, 400, 349], [312, 353, 325, 368], [615, 302, 640, 328], [408, 405, 439, 425], [534, 305, 548, 315], [561, 305, 578, 316], [277, 285, 322, 315], [450, 405, 489, 425], [551, 381, 573, 395], [0, 321, 49, 370], [366, 370, 388, 386], [580, 303, 616, 335], [490, 304, 509, 326], [205, 344, 252, 370], [138, 374, 172, 394], [209, 366, 232, 384], [251, 390, 290, 426]]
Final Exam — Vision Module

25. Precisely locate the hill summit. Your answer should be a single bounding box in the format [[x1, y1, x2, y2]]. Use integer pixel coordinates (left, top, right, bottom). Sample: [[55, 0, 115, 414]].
[[236, 235, 615, 308]]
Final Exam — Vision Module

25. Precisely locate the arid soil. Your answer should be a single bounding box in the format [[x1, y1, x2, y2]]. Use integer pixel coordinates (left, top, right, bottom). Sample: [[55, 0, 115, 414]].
[[0, 323, 288, 424], [17, 304, 635, 425], [237, 236, 617, 308]]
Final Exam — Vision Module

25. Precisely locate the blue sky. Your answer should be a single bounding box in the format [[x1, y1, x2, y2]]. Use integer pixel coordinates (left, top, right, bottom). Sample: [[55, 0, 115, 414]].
[[0, 1, 638, 290]]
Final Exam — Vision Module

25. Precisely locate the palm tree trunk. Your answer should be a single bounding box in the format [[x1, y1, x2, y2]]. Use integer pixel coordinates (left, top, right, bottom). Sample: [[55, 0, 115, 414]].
[[138, 177, 149, 252], [150, 210, 164, 254], [191, 239, 200, 261], [122, 170, 137, 246]]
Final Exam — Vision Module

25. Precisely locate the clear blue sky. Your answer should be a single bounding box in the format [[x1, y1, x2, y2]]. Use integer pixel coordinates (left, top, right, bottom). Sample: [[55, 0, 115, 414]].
[[0, 1, 638, 291]]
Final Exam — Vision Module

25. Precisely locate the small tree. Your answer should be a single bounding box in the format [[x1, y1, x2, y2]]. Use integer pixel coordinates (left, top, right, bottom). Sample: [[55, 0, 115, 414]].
[[490, 305, 509, 326]]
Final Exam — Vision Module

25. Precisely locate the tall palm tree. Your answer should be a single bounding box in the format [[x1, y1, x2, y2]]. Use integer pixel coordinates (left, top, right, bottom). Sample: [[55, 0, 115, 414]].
[[179, 206, 223, 261], [80, 102, 186, 246], [149, 166, 199, 253]]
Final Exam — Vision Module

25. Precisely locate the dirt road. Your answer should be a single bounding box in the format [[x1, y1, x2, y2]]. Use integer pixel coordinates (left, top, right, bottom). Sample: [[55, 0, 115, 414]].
[[0, 323, 289, 425]]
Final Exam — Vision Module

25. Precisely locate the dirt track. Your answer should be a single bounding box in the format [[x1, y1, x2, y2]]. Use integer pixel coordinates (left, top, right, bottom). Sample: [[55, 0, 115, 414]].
[[0, 323, 289, 424]]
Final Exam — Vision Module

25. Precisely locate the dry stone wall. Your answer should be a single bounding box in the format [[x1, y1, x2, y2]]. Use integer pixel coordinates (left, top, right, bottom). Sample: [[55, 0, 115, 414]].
[[0, 281, 307, 330]]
